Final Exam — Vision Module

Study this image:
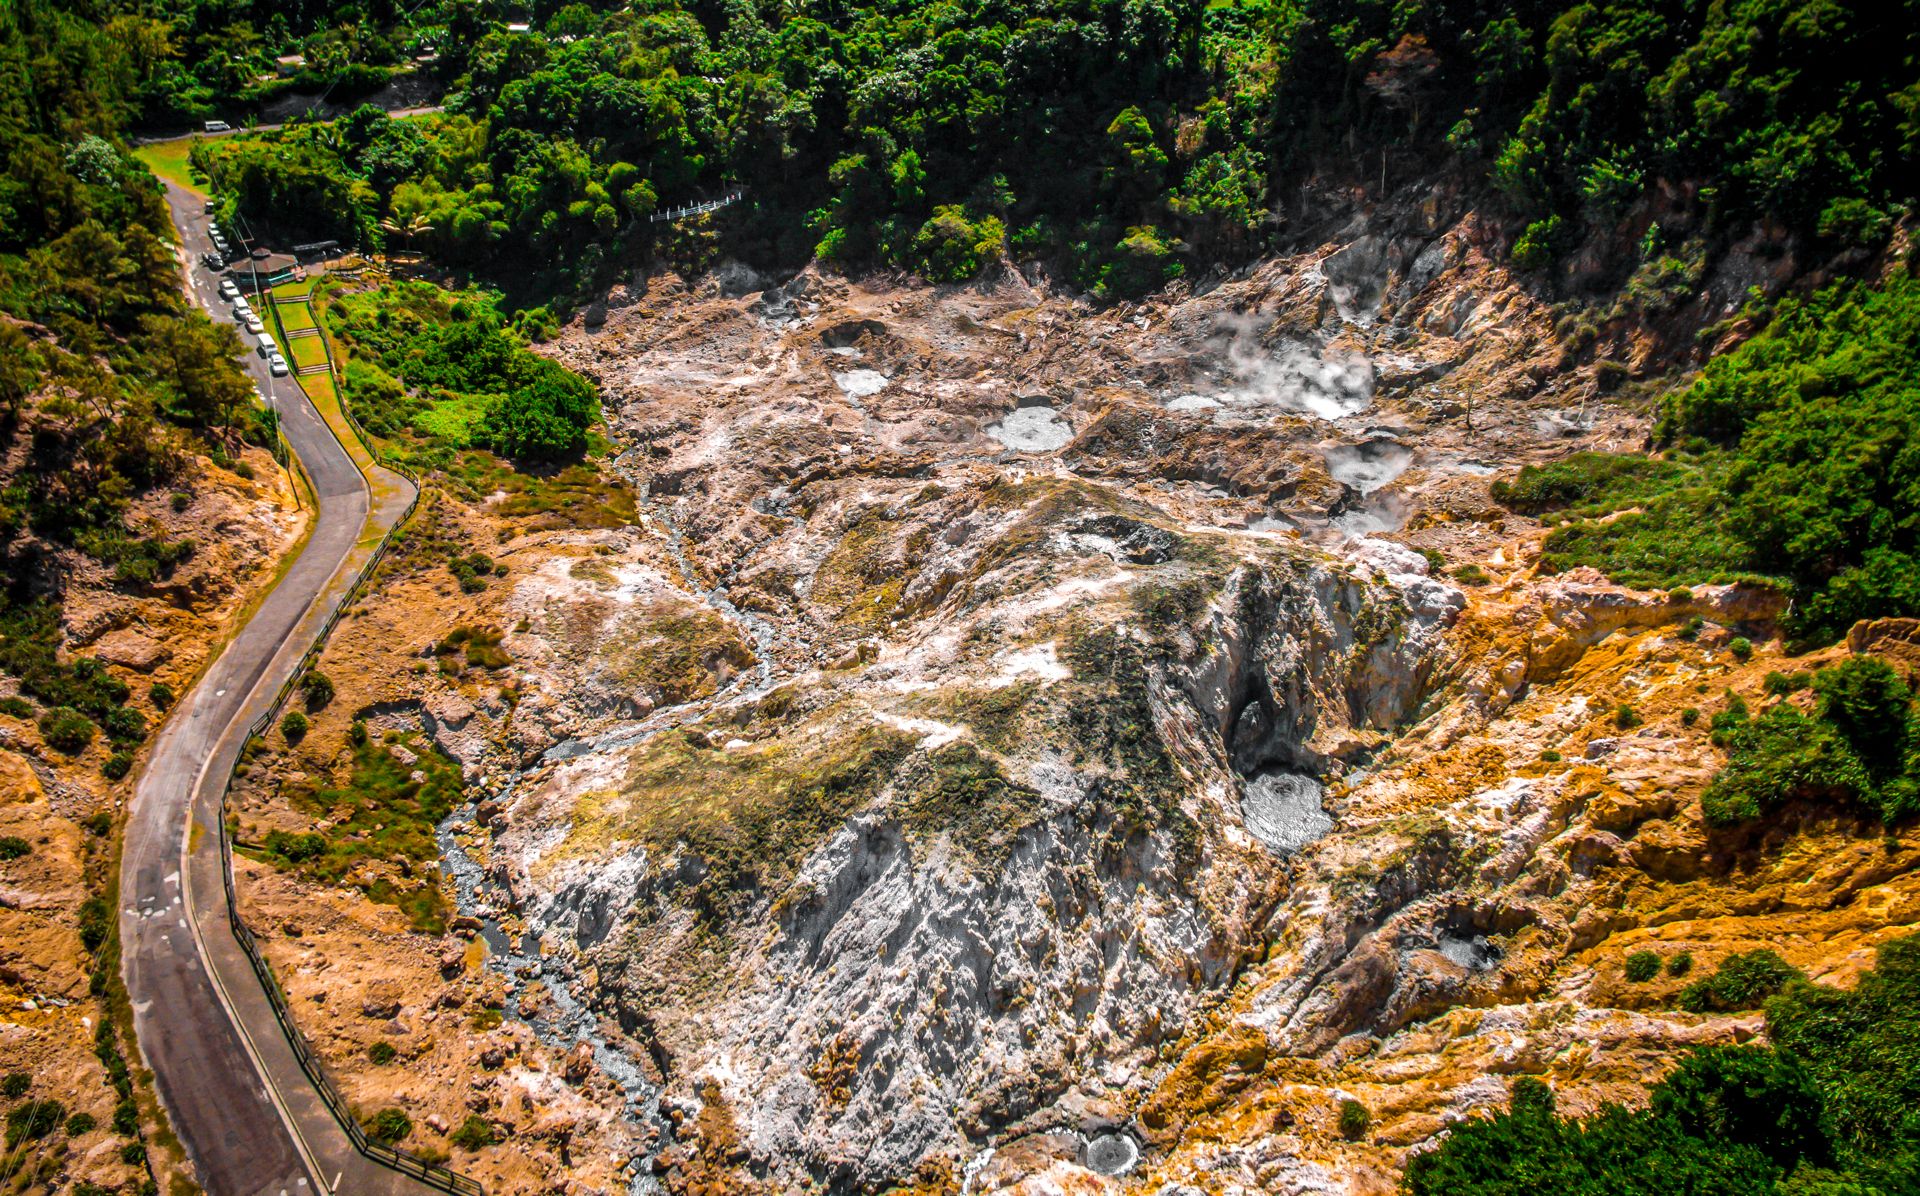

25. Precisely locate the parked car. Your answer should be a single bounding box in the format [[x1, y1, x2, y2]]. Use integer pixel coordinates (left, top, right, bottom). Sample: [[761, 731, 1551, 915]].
[[218, 280, 239, 300], [245, 317, 265, 335], [268, 353, 288, 376], [202, 252, 224, 271], [203, 120, 230, 133]]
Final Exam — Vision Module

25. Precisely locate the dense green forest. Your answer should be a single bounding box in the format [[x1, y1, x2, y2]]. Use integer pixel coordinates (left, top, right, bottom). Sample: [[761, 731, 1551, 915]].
[[1404, 934, 1920, 1195], [173, 0, 1920, 294], [0, 0, 278, 759], [1495, 276, 1920, 645]]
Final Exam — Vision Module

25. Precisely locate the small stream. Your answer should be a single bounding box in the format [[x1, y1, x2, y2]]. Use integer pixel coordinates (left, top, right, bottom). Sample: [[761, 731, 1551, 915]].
[[610, 445, 780, 691], [437, 800, 668, 1194]]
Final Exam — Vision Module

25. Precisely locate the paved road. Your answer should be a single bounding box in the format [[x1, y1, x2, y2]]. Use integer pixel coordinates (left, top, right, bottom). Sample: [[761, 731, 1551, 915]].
[[135, 105, 443, 146], [120, 184, 428, 1196]]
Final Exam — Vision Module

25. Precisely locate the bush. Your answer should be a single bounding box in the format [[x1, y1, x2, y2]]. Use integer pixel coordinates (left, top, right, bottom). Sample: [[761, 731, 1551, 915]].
[[1451, 564, 1491, 586], [348, 718, 369, 747], [5, 1098, 65, 1147], [368, 1041, 397, 1065], [40, 706, 95, 753], [0, 1072, 29, 1097], [280, 710, 309, 742], [301, 670, 335, 711], [911, 205, 1005, 283], [1614, 703, 1642, 730], [481, 375, 593, 462], [149, 681, 175, 709], [1681, 707, 1700, 726], [1702, 657, 1920, 825], [1337, 1098, 1370, 1140], [1625, 950, 1662, 982], [1729, 636, 1753, 661], [365, 1106, 412, 1143], [120, 1140, 146, 1164], [103, 752, 134, 780], [77, 896, 109, 953], [263, 829, 326, 863], [64, 1111, 96, 1135], [1669, 951, 1694, 977], [0, 836, 29, 861], [451, 1113, 493, 1150], [102, 704, 147, 744], [0, 696, 31, 718], [1678, 950, 1801, 1013]]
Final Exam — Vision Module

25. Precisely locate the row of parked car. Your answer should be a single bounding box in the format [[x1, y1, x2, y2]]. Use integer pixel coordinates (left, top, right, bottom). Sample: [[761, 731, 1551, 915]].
[[217, 277, 288, 376]]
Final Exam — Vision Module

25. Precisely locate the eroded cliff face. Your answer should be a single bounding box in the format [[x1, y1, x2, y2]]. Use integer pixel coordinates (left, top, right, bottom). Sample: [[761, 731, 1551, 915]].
[[225, 185, 1918, 1195]]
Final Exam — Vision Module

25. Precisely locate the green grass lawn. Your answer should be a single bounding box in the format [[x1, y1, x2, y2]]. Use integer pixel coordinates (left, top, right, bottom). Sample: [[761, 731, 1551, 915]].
[[287, 335, 329, 369], [133, 138, 203, 194]]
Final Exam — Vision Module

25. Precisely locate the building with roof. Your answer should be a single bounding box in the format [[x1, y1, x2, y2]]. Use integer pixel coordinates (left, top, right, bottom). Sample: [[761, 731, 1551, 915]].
[[226, 253, 299, 292]]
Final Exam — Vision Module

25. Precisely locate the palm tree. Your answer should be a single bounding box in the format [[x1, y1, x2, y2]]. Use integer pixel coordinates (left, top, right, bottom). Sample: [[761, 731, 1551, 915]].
[[378, 213, 433, 255]]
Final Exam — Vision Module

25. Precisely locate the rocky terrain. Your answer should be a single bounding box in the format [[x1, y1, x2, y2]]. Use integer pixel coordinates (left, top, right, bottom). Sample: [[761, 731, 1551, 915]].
[[223, 181, 1918, 1195]]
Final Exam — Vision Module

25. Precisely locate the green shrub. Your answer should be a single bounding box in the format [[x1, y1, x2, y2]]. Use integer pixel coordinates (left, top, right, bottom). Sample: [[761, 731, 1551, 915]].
[[1614, 703, 1642, 730], [0, 1072, 29, 1097], [281, 710, 309, 742], [1337, 1098, 1370, 1140], [5, 1098, 65, 1147], [368, 1041, 397, 1065], [102, 704, 147, 744], [1624, 950, 1662, 983], [103, 752, 134, 780], [80, 812, 111, 837], [1451, 564, 1490, 586], [1681, 707, 1700, 727], [1540, 749, 1562, 763], [365, 1106, 412, 1143], [0, 696, 31, 718], [0, 836, 29, 861], [120, 1140, 146, 1164], [1703, 657, 1920, 825], [348, 718, 369, 747], [1678, 950, 1801, 1013], [40, 706, 95, 753], [77, 896, 110, 953], [1493, 453, 1698, 517], [911, 205, 1005, 283], [1668, 951, 1694, 977], [450, 1113, 493, 1150], [64, 1111, 96, 1135], [301, 671, 335, 711], [149, 681, 175, 709], [1728, 636, 1753, 661], [263, 829, 327, 863]]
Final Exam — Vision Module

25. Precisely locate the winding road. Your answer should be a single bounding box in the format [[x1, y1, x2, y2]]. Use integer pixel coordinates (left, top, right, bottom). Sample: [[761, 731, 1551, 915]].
[[118, 184, 431, 1196]]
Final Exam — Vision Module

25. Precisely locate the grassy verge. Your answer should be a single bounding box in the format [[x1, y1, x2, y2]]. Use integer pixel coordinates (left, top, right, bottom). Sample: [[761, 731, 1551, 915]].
[[132, 139, 202, 195]]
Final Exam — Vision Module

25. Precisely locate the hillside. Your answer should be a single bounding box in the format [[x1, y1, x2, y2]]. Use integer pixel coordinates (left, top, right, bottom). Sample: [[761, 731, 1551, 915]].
[[2, 2, 1919, 1195]]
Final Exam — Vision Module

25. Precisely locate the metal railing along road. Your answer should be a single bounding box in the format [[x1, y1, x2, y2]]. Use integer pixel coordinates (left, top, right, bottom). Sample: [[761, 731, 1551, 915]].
[[648, 189, 744, 223], [225, 289, 472, 1194]]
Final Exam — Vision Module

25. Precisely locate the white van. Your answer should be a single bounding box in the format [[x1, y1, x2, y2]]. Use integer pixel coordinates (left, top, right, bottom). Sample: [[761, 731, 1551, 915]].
[[204, 120, 231, 133], [257, 332, 276, 357]]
